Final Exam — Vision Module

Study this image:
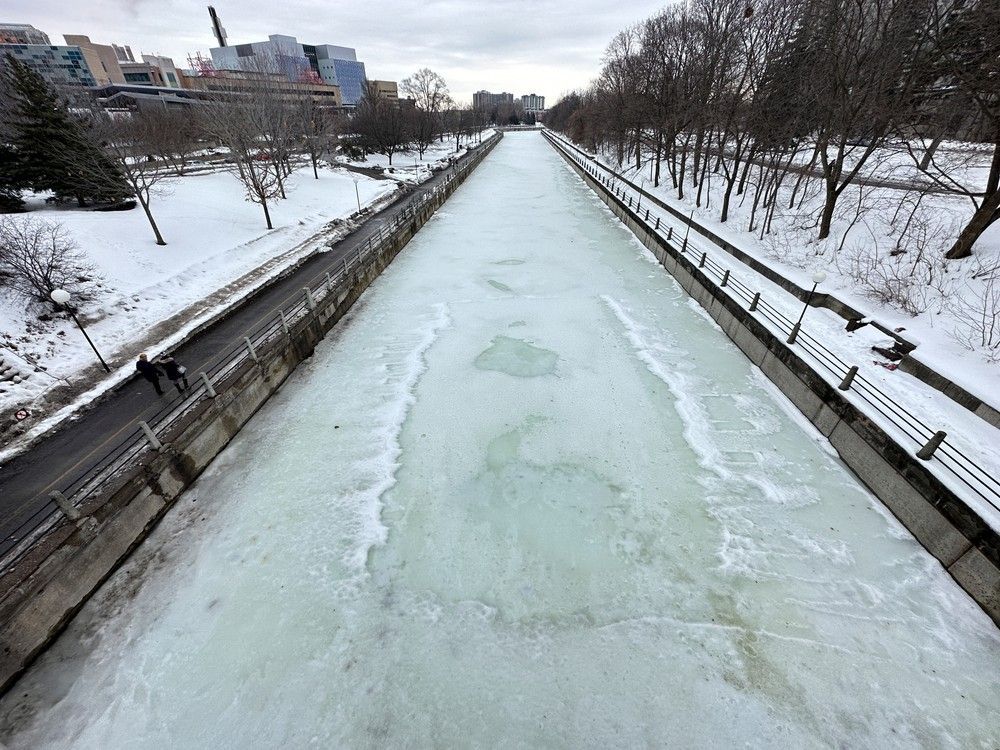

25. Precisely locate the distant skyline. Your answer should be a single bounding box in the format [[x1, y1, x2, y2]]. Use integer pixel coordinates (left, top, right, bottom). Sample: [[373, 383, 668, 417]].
[[4, 0, 666, 103]]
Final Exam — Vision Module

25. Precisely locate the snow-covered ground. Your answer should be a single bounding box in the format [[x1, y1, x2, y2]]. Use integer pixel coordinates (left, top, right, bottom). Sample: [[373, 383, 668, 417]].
[[548, 131, 1000, 533], [2, 132, 997, 749], [0, 164, 398, 446], [334, 130, 496, 184], [579, 135, 1000, 402]]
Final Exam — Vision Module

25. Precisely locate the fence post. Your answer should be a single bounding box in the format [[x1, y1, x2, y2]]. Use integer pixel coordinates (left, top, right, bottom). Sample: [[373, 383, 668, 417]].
[[279, 309, 290, 336], [50, 490, 81, 522], [138, 420, 164, 450], [667, 227, 673, 240], [199, 372, 217, 398], [244, 336, 259, 364], [721, 269, 730, 287], [304, 287, 316, 312], [655, 216, 660, 230], [786, 322, 801, 345], [838, 365, 858, 391], [343, 257, 349, 276], [699, 252, 706, 267], [325, 272, 333, 292], [749, 292, 760, 312], [916, 431, 947, 461]]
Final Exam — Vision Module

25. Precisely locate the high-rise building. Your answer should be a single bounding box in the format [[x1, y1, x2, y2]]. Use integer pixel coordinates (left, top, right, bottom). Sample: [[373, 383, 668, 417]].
[[520, 93, 545, 113], [473, 90, 514, 110], [0, 23, 50, 45], [0, 42, 96, 86], [209, 34, 368, 105]]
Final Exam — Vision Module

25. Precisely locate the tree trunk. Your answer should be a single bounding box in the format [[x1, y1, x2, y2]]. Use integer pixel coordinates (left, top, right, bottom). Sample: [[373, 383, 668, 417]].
[[818, 181, 838, 240], [261, 196, 273, 230], [946, 193, 999, 259], [312, 156, 319, 179], [137, 192, 166, 245], [919, 134, 944, 170]]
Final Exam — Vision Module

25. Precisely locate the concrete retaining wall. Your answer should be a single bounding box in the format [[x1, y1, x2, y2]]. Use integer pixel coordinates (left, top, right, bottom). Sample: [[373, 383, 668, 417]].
[[545, 131, 1000, 627], [0, 135, 503, 694]]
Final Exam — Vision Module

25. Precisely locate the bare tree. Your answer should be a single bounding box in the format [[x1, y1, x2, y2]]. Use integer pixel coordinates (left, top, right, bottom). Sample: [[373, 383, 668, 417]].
[[0, 217, 93, 301], [200, 97, 282, 229], [87, 110, 172, 245], [351, 82, 412, 165], [294, 93, 339, 178]]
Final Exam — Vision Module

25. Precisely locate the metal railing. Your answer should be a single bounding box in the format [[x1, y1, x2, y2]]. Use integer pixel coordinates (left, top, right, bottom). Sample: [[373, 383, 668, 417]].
[[0, 133, 503, 574], [544, 129, 1000, 520]]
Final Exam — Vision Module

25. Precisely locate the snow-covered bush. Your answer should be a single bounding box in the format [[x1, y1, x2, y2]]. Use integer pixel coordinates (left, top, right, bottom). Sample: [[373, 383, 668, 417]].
[[0, 217, 93, 303]]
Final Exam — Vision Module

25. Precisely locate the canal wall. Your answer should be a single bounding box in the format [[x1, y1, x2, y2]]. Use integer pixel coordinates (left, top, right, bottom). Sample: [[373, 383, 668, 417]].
[[0, 135, 503, 694], [544, 131, 1000, 627]]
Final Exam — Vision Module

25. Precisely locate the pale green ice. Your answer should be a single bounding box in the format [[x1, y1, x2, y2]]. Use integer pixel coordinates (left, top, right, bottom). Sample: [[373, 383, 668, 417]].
[[1, 133, 998, 749]]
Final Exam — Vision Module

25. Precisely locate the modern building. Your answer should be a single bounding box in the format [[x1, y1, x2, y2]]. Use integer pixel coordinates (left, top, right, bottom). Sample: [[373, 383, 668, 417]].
[[0, 42, 96, 86], [142, 54, 181, 88], [184, 69, 342, 107], [62, 35, 125, 85], [473, 90, 514, 110], [371, 79, 398, 101], [520, 93, 545, 113], [0, 23, 50, 45], [210, 35, 367, 105], [119, 60, 166, 86]]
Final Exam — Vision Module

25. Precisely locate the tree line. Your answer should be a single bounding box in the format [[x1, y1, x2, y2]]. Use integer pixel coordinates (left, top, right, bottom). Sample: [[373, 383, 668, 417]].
[[545, 0, 998, 260]]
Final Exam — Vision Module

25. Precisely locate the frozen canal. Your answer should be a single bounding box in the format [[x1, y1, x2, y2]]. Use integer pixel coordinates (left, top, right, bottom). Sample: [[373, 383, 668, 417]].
[[2, 132, 998, 748]]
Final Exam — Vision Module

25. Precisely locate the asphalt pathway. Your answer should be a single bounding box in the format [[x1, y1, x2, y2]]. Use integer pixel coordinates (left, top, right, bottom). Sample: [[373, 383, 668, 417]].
[[0, 150, 478, 546]]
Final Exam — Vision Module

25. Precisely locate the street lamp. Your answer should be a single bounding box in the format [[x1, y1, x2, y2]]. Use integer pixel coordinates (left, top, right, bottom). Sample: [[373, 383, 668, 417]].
[[50, 288, 111, 373], [352, 177, 361, 213], [786, 271, 827, 345]]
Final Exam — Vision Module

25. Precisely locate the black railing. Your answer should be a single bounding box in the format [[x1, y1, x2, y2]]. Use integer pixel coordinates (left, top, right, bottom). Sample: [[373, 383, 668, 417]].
[[0, 133, 503, 574], [544, 129, 1000, 519]]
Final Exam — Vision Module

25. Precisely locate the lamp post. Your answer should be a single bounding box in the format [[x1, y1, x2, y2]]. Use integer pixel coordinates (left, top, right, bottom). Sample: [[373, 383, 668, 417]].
[[50, 288, 111, 373], [786, 271, 827, 345], [352, 177, 361, 213]]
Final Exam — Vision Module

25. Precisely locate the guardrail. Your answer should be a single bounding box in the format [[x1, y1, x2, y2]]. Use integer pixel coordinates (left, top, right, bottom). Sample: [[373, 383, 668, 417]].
[[544, 129, 1000, 523], [0, 133, 503, 574]]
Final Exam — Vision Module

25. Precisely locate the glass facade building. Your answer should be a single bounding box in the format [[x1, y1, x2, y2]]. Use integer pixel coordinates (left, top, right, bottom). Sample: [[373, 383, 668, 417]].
[[0, 44, 96, 86], [331, 59, 366, 105]]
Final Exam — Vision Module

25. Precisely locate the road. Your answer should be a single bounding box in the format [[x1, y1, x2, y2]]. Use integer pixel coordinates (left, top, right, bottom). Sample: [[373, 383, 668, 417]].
[[0, 150, 474, 548]]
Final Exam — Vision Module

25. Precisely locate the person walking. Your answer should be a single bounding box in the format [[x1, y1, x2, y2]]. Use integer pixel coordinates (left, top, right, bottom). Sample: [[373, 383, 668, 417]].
[[156, 353, 190, 393], [135, 353, 164, 396]]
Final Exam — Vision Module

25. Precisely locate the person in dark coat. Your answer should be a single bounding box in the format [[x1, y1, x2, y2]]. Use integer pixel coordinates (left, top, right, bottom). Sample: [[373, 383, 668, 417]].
[[135, 353, 164, 396], [156, 353, 190, 393]]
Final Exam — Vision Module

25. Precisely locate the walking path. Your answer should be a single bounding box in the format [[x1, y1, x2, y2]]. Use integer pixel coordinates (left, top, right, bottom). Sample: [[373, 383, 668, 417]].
[[0, 151, 477, 550]]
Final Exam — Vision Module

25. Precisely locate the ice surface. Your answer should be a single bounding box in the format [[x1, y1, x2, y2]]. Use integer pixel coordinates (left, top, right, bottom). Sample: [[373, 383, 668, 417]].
[[1, 133, 997, 749]]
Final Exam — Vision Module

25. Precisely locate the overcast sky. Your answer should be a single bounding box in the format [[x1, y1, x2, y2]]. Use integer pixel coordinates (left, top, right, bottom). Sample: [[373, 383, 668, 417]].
[[6, 0, 666, 102]]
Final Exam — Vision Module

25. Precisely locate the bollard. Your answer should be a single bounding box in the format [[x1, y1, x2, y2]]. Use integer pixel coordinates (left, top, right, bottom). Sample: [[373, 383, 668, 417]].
[[279, 309, 290, 336], [244, 336, 259, 364], [721, 269, 730, 287], [199, 371, 217, 398], [304, 287, 316, 312], [838, 365, 859, 391], [786, 322, 801, 345], [916, 431, 947, 461], [50, 490, 81, 522], [139, 420, 164, 450], [749, 291, 760, 312], [698, 251, 706, 267], [325, 272, 333, 292]]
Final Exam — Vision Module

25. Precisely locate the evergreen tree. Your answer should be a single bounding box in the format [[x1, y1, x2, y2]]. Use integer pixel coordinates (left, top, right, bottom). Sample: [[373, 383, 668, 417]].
[[1, 54, 131, 206], [0, 143, 24, 211]]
